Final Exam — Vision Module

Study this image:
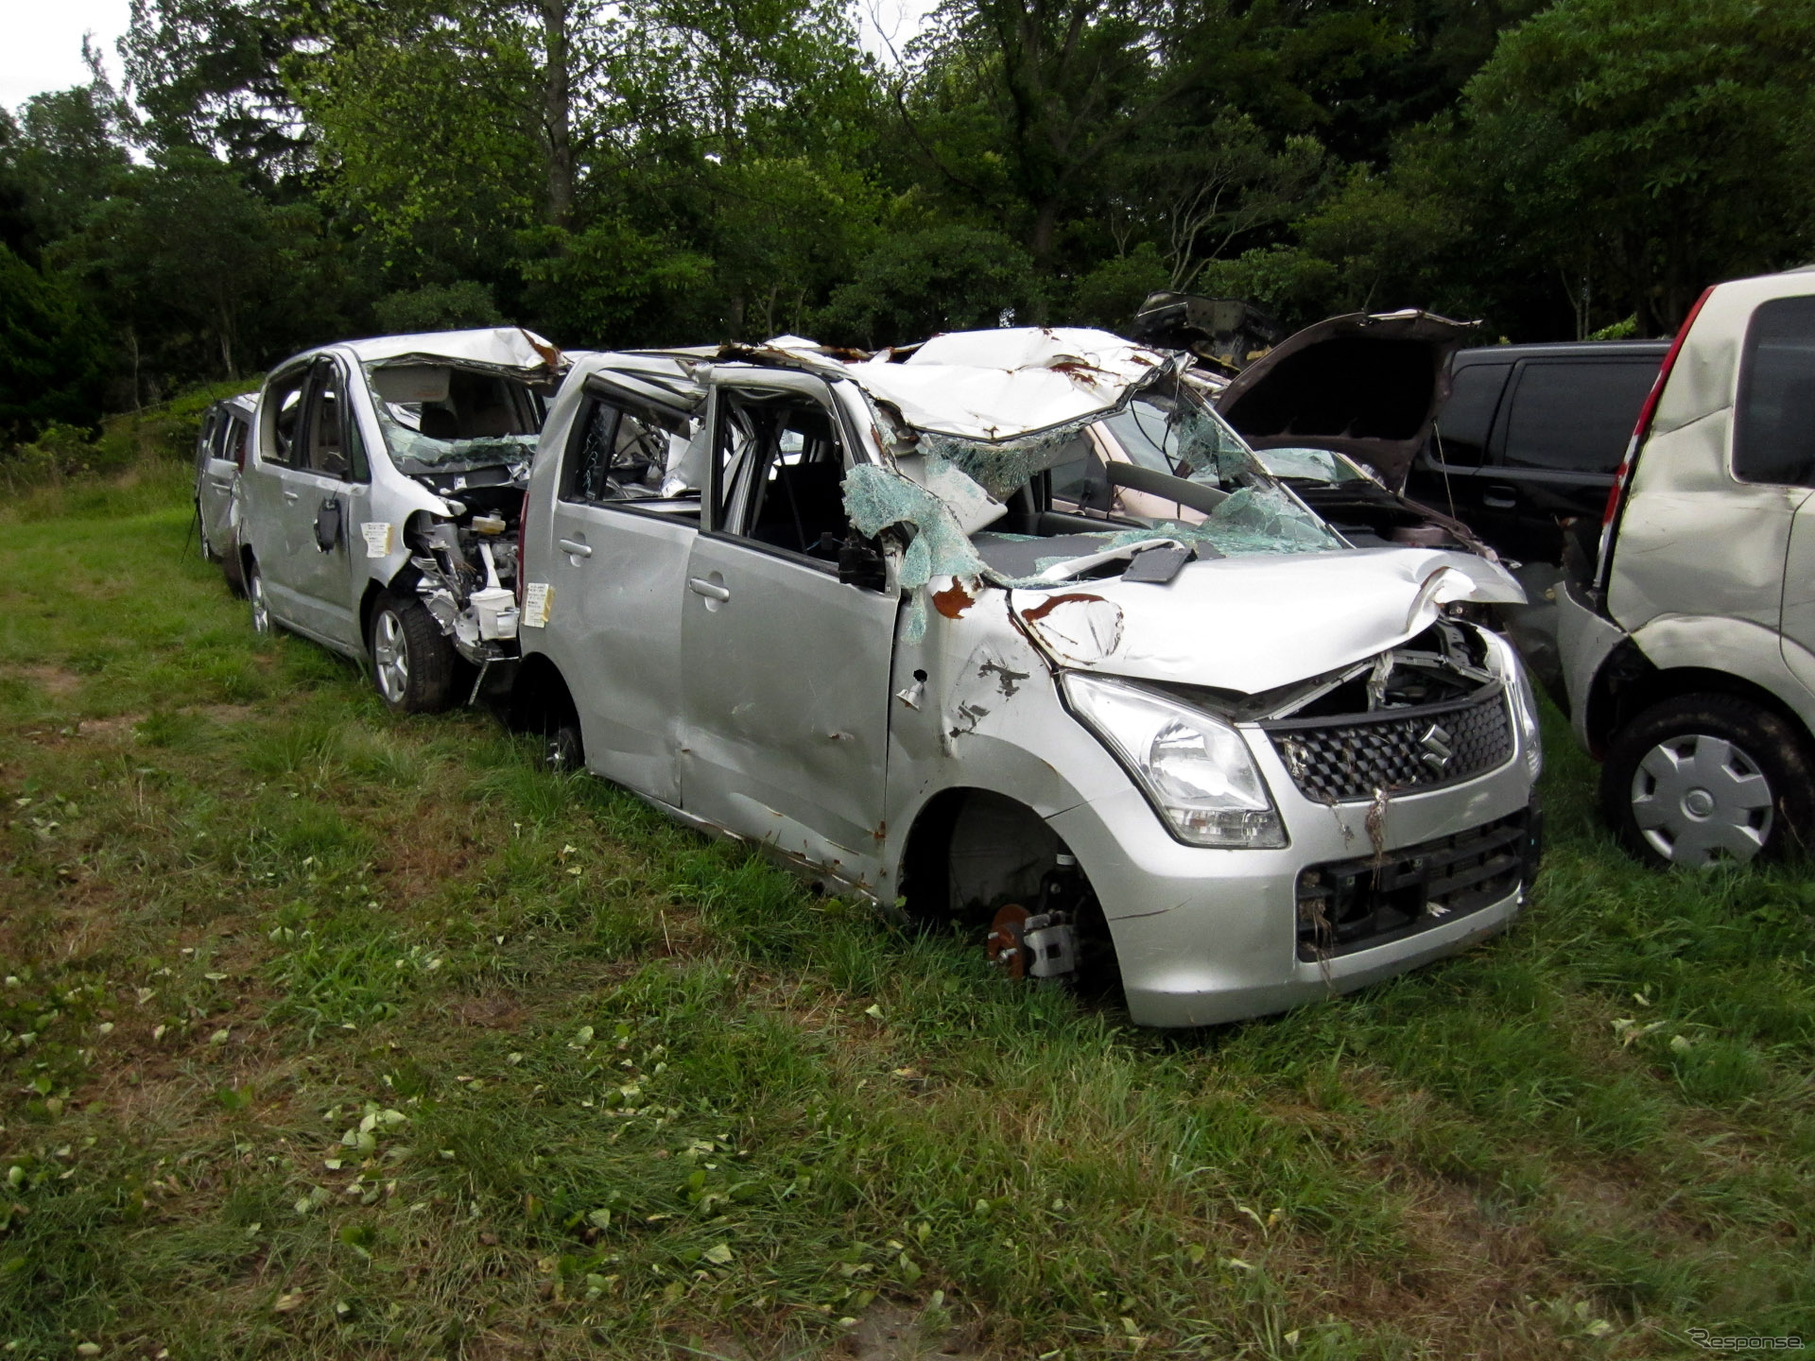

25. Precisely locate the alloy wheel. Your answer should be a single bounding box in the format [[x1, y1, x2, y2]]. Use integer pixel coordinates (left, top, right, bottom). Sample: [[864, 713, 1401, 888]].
[[248, 565, 270, 634], [372, 609, 410, 704]]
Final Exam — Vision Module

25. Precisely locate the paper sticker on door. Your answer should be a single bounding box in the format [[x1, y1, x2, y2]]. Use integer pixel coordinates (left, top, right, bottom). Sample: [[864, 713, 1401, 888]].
[[361, 522, 395, 558], [522, 581, 553, 628]]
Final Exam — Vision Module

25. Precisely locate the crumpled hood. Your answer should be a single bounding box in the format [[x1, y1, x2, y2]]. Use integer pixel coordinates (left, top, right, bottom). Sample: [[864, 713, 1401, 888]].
[[1009, 547, 1523, 694], [1213, 310, 1476, 491]]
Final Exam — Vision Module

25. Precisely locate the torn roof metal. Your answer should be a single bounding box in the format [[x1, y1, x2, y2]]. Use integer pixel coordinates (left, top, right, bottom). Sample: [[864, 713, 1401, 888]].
[[341, 326, 567, 376], [723, 328, 1184, 443]]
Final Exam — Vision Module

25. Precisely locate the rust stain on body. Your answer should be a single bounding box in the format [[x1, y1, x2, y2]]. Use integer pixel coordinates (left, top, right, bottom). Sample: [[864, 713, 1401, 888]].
[[932, 582, 976, 619], [1022, 591, 1105, 622]]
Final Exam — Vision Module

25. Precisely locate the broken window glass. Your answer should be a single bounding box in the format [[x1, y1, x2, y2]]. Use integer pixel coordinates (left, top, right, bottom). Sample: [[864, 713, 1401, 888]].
[[366, 364, 543, 475], [564, 397, 690, 504]]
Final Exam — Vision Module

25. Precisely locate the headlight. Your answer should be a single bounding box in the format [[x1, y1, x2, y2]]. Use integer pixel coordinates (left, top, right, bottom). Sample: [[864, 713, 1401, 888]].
[[1060, 673, 1286, 849]]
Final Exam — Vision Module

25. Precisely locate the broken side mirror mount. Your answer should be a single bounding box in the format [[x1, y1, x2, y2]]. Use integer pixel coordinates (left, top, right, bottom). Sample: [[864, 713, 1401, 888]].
[[838, 532, 887, 591], [315, 497, 343, 552]]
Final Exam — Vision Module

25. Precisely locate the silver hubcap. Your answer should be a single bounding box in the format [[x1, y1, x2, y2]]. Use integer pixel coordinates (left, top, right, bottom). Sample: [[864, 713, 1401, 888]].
[[1631, 733, 1774, 865], [249, 570, 269, 634], [373, 611, 409, 703]]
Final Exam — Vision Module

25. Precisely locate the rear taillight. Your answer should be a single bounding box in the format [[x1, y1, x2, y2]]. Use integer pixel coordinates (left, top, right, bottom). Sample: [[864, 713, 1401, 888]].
[[1594, 286, 1715, 593]]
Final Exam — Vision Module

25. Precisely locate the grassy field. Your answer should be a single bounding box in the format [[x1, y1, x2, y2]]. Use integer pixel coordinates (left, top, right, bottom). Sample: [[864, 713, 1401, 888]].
[[0, 461, 1810, 1360]]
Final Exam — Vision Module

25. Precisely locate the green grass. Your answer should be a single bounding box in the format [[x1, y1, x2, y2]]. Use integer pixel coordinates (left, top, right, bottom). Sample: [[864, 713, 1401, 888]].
[[0, 463, 1810, 1359]]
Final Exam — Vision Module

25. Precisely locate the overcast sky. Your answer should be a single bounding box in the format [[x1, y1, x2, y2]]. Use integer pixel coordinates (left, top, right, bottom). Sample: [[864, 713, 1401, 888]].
[[1, 0, 133, 114], [0, 0, 935, 119]]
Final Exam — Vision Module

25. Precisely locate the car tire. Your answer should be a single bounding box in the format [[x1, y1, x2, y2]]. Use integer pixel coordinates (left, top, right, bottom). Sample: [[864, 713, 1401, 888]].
[[545, 722, 583, 773], [195, 501, 217, 562], [367, 591, 457, 715], [1600, 693, 1814, 868], [246, 556, 272, 635], [220, 528, 247, 598]]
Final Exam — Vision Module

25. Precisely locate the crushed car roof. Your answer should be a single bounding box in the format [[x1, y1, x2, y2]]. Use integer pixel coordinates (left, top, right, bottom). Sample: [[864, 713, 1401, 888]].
[[335, 326, 566, 374], [724, 329, 1183, 442]]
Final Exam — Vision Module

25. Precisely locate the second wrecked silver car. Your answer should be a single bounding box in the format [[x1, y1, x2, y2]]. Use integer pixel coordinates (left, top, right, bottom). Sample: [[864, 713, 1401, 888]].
[[510, 328, 1545, 1026], [238, 328, 566, 710]]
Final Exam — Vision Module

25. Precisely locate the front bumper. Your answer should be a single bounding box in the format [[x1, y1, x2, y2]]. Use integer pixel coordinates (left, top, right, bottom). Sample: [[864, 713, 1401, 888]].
[[1047, 714, 1540, 1027]]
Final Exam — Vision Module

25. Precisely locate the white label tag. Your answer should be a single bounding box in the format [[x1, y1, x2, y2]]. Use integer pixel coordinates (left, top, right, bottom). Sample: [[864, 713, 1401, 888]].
[[361, 522, 394, 558], [522, 581, 553, 628]]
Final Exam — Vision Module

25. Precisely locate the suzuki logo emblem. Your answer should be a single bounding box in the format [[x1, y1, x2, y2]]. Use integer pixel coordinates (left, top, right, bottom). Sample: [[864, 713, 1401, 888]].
[[1419, 723, 1454, 775]]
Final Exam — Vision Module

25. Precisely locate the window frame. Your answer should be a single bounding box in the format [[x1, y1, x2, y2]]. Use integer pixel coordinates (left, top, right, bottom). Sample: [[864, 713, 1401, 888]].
[[1430, 359, 1510, 469], [1732, 294, 1815, 489], [557, 376, 703, 519], [297, 357, 370, 484], [260, 364, 313, 470], [1497, 357, 1662, 476], [704, 374, 860, 573]]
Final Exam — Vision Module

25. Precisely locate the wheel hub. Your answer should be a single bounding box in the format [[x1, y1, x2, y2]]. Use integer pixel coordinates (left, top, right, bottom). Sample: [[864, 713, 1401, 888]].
[[1630, 733, 1773, 866], [373, 611, 409, 703]]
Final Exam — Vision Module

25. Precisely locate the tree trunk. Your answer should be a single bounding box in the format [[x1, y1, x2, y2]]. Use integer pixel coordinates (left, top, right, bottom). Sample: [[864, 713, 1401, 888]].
[[539, 0, 575, 228]]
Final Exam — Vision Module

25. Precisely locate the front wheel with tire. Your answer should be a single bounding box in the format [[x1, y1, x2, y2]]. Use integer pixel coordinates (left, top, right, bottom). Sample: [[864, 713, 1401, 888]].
[[368, 591, 457, 714], [1600, 693, 1814, 868], [246, 557, 271, 635], [544, 722, 583, 773]]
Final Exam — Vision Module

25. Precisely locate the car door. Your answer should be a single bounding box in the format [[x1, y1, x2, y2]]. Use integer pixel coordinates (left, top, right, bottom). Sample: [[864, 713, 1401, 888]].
[[198, 407, 244, 555], [679, 374, 898, 884], [1487, 358, 1664, 563], [242, 366, 311, 624], [537, 379, 700, 804], [1729, 296, 1815, 697], [1405, 358, 1510, 549], [274, 358, 374, 647]]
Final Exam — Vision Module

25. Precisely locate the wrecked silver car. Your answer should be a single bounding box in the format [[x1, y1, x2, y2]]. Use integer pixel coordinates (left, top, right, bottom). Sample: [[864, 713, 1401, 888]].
[[238, 328, 566, 711], [511, 328, 1543, 1026], [193, 390, 257, 594]]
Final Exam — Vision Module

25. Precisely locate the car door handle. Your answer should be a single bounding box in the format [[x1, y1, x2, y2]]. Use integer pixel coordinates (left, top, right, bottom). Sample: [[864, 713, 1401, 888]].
[[282, 489, 300, 502], [688, 577, 730, 602], [558, 538, 592, 558], [1483, 485, 1518, 509]]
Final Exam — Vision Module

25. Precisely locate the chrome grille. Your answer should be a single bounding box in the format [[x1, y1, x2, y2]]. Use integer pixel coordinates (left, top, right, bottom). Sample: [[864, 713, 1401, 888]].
[[1264, 686, 1514, 804]]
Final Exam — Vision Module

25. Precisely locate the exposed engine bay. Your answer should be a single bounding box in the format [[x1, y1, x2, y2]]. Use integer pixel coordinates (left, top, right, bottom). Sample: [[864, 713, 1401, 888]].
[[367, 358, 549, 671], [1159, 619, 1495, 725], [404, 478, 526, 667]]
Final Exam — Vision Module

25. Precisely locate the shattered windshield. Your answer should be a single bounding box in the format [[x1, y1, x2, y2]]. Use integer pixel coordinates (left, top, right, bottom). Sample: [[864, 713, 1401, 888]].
[[1255, 446, 1375, 484], [843, 380, 1345, 640], [364, 362, 545, 475]]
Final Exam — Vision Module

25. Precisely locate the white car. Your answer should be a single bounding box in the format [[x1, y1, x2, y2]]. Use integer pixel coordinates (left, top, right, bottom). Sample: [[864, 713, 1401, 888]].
[[1559, 267, 1815, 867]]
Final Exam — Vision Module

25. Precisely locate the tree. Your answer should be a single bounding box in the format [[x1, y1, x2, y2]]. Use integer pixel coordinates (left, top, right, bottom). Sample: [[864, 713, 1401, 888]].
[[815, 221, 1037, 346], [1455, 0, 1815, 335], [0, 246, 110, 437], [122, 0, 312, 179]]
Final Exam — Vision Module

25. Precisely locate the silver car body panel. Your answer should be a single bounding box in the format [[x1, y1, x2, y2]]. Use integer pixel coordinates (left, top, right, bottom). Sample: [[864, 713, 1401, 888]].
[[520, 330, 1541, 1024], [241, 328, 565, 665], [195, 392, 256, 562]]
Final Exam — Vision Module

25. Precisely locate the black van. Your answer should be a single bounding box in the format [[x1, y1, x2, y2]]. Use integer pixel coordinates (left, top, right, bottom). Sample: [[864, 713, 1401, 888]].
[[1404, 341, 1667, 564]]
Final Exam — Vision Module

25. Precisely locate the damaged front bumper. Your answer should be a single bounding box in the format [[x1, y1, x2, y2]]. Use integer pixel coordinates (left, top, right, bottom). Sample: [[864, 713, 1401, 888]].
[[1047, 689, 1539, 1028]]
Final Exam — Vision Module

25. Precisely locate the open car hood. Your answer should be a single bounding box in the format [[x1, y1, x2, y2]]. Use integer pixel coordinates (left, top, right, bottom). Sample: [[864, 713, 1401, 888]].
[[1213, 310, 1476, 492], [1009, 546, 1523, 694]]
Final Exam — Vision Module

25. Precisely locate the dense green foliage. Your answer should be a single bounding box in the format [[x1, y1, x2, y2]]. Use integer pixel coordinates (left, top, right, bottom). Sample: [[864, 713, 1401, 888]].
[[3, 0, 1814, 439]]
